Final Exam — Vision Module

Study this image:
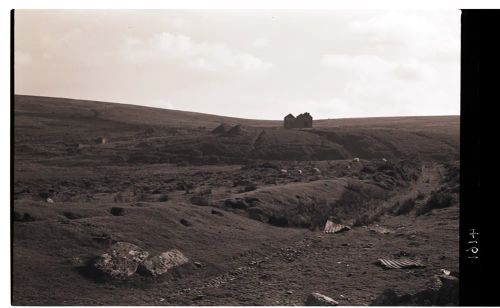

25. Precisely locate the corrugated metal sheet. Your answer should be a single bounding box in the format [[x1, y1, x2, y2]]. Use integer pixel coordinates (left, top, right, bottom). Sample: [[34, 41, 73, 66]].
[[377, 258, 424, 269], [324, 220, 350, 234]]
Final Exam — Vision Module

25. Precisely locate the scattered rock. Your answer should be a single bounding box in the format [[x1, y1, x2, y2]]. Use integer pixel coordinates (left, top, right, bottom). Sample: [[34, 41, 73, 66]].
[[211, 210, 224, 216], [440, 269, 451, 276], [95, 136, 107, 144], [39, 191, 51, 199], [13, 211, 35, 222], [368, 224, 394, 234], [259, 162, 280, 170], [190, 195, 210, 206], [180, 219, 192, 227], [158, 194, 169, 202], [395, 251, 411, 257], [176, 181, 194, 191], [224, 198, 247, 209], [69, 256, 85, 266], [58, 217, 70, 224], [197, 187, 212, 195], [194, 261, 202, 268], [62, 212, 84, 220], [242, 184, 257, 192], [93, 242, 149, 279], [244, 196, 260, 204], [46, 198, 54, 203], [13, 211, 24, 221], [110, 207, 125, 216], [305, 292, 339, 306], [138, 249, 189, 277]]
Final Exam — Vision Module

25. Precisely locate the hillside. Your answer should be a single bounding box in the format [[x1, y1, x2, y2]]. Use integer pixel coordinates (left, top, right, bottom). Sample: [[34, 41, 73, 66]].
[[14, 95, 459, 165], [13, 95, 460, 305]]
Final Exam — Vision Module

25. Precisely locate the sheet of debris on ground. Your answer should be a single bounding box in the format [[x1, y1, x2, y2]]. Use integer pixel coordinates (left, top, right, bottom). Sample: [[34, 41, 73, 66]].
[[13, 95, 459, 305]]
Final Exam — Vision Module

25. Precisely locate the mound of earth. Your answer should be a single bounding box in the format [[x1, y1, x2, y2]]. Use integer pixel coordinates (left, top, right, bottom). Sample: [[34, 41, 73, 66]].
[[219, 178, 394, 229], [218, 159, 421, 228], [211, 123, 230, 134], [219, 179, 347, 228]]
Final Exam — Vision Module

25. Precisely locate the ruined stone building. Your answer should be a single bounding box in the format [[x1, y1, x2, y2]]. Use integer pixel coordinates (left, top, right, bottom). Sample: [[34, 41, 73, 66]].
[[284, 112, 313, 128]]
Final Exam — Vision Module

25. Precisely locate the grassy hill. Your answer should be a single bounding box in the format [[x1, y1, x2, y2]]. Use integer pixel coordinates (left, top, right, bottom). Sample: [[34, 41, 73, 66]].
[[14, 95, 459, 165]]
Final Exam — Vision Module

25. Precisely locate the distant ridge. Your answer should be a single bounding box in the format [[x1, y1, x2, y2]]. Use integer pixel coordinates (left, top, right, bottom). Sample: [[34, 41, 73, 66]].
[[14, 95, 459, 128]]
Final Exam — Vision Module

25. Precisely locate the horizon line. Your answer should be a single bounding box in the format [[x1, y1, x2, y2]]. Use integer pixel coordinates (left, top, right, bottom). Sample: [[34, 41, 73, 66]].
[[14, 93, 460, 121]]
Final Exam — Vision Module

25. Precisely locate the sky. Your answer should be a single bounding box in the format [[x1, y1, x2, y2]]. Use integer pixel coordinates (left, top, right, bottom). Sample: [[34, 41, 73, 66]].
[[14, 10, 460, 120]]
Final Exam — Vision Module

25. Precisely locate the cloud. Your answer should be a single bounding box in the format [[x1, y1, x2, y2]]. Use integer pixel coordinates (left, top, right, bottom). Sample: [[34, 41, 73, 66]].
[[170, 17, 187, 30], [321, 54, 389, 74], [349, 11, 460, 63], [318, 51, 452, 117], [14, 10, 459, 119], [252, 38, 269, 48], [122, 32, 272, 72], [321, 53, 435, 82]]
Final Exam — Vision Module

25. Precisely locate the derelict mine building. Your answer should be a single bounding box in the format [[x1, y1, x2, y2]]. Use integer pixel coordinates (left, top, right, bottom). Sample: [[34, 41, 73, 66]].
[[284, 112, 313, 129]]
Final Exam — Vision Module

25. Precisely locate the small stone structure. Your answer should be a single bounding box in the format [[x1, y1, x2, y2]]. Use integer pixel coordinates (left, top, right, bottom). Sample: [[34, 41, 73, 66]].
[[284, 113, 313, 128]]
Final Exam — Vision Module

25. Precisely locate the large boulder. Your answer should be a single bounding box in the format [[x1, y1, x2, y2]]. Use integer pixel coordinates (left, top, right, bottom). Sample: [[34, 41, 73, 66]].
[[371, 274, 458, 306], [93, 242, 149, 279], [305, 292, 339, 306], [138, 249, 189, 277], [371, 289, 402, 306], [434, 275, 459, 306]]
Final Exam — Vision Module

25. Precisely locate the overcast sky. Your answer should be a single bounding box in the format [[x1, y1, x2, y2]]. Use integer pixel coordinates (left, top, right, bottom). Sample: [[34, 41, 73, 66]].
[[15, 10, 460, 120]]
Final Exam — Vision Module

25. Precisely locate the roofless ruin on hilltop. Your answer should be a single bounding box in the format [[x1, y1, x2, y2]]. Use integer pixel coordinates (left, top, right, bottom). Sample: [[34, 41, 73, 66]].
[[284, 112, 313, 129]]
